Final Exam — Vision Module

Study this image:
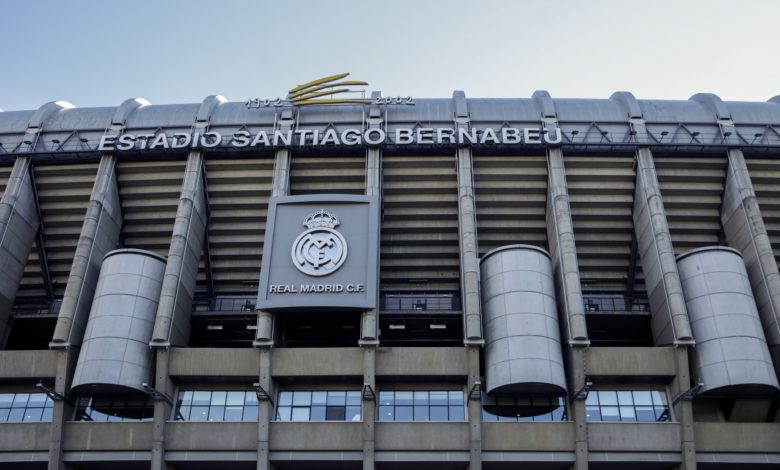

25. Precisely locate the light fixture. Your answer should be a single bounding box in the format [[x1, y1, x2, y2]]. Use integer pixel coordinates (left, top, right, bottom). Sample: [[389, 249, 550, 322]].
[[35, 381, 65, 402], [468, 380, 482, 401], [362, 383, 375, 401], [141, 382, 172, 406], [672, 382, 704, 406], [246, 324, 257, 330], [253, 383, 273, 405], [388, 324, 405, 330], [206, 324, 223, 330], [571, 380, 593, 401], [429, 323, 446, 330]]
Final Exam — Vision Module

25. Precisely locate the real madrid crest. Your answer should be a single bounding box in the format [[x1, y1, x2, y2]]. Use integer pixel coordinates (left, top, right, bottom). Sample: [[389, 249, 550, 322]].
[[291, 209, 348, 276]]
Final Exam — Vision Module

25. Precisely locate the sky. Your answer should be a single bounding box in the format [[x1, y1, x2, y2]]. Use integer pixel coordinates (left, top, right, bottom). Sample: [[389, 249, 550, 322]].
[[1, 0, 779, 111]]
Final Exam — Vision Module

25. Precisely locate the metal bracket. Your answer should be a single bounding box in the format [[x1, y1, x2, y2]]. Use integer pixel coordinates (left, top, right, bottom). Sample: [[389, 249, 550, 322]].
[[468, 380, 482, 401], [362, 383, 376, 401], [571, 379, 593, 401], [253, 382, 274, 405], [141, 382, 173, 406], [672, 382, 704, 406], [36, 381, 66, 402]]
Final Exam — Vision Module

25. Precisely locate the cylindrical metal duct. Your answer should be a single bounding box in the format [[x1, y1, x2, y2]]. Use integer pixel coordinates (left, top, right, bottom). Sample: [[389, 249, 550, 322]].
[[677, 246, 779, 396], [71, 249, 166, 395], [480, 245, 567, 395]]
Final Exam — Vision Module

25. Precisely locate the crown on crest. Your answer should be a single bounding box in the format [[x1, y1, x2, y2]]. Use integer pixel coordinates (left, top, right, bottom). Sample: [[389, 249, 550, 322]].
[[303, 209, 340, 229]]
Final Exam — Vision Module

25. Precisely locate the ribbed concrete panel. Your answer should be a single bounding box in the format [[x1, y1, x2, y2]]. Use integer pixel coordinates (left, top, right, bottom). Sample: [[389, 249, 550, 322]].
[[747, 156, 780, 266], [381, 155, 459, 291], [32, 161, 98, 296], [0, 165, 11, 197], [456, 148, 483, 343], [655, 156, 727, 252], [634, 148, 693, 345], [51, 156, 122, 347], [290, 155, 365, 195], [566, 155, 639, 292], [677, 247, 779, 395], [0, 157, 40, 341], [480, 245, 567, 395], [473, 155, 547, 255], [722, 150, 780, 356], [71, 249, 165, 394], [116, 160, 185, 257], [205, 157, 273, 293], [151, 152, 207, 347]]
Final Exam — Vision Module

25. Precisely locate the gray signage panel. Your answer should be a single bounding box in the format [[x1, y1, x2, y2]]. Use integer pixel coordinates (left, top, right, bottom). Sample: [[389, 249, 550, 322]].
[[257, 195, 379, 310]]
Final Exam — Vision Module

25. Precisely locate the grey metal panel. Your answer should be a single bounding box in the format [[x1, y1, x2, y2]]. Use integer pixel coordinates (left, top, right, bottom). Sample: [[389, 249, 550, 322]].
[[51, 155, 123, 347], [677, 246, 780, 395], [150, 152, 207, 346], [0, 156, 40, 344], [638, 99, 720, 123], [468, 99, 541, 122], [124, 103, 199, 129], [480, 245, 567, 395], [42, 107, 115, 132], [553, 99, 627, 122], [0, 110, 34, 133], [634, 147, 694, 345], [71, 248, 166, 394]]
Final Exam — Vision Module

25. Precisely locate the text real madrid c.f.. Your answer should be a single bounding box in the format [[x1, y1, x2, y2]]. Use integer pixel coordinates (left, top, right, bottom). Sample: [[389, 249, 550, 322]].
[[97, 127, 563, 151]]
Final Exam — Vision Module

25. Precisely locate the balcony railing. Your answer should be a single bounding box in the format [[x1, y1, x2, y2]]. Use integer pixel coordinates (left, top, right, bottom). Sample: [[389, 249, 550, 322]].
[[582, 294, 650, 314], [380, 292, 461, 313], [193, 296, 256, 313]]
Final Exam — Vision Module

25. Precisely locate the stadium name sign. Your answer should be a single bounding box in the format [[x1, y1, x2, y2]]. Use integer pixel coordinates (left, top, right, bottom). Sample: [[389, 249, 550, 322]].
[[97, 126, 563, 151]]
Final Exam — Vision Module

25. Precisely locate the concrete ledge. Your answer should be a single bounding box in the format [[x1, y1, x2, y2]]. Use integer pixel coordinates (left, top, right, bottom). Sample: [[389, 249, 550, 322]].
[[695, 423, 780, 453], [585, 347, 676, 378], [270, 422, 362, 451], [0, 423, 51, 452], [273, 348, 363, 378], [375, 422, 469, 451], [63, 422, 153, 451], [588, 423, 680, 452], [482, 422, 575, 451], [376, 347, 468, 378], [165, 422, 257, 451], [169, 348, 258, 379], [0, 350, 58, 380]]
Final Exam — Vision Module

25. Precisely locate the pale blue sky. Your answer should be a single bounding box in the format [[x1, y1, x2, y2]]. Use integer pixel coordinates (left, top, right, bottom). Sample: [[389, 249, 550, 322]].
[[1, 0, 779, 111]]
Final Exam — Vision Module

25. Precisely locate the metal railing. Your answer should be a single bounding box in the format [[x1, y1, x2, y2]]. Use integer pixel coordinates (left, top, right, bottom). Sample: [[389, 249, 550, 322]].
[[582, 294, 650, 314], [380, 291, 461, 313], [193, 296, 256, 313]]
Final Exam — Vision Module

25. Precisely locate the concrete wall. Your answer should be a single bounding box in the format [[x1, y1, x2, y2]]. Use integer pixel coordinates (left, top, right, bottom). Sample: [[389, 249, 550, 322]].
[[375, 422, 469, 450], [272, 348, 363, 378], [376, 347, 468, 378], [588, 423, 681, 452], [0, 350, 58, 379], [169, 348, 259, 379], [694, 422, 780, 452], [482, 422, 575, 451], [270, 422, 363, 451], [166, 422, 257, 450], [585, 347, 676, 378], [0, 423, 51, 452], [63, 422, 153, 451]]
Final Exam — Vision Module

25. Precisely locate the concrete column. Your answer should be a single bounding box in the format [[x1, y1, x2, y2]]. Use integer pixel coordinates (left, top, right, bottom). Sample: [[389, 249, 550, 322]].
[[634, 147, 694, 345], [0, 156, 39, 345], [670, 347, 697, 470], [452, 91, 483, 345], [256, 109, 295, 346], [467, 346, 482, 470], [151, 349, 175, 470], [721, 148, 780, 371], [257, 349, 272, 470], [570, 347, 588, 470], [362, 348, 376, 470], [150, 151, 208, 347], [46, 349, 78, 470], [361, 93, 382, 346], [546, 147, 589, 344], [50, 155, 122, 348]]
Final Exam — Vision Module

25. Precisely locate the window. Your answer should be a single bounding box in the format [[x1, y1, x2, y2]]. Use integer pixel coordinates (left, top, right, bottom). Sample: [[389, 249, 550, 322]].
[[276, 391, 361, 421], [585, 390, 669, 422], [175, 391, 258, 422], [378, 391, 465, 421], [481, 395, 567, 422], [0, 393, 53, 423], [74, 395, 153, 422]]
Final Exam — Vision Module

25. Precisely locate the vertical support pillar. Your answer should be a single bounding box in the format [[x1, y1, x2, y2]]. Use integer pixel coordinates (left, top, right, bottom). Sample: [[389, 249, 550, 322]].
[[149, 95, 222, 470], [47, 348, 78, 470], [0, 156, 39, 345], [255, 108, 295, 347], [670, 346, 697, 469], [634, 148, 694, 345], [452, 91, 483, 470], [534, 90, 590, 470], [721, 145, 780, 373], [361, 91, 383, 470], [257, 348, 272, 470], [51, 155, 123, 347], [150, 151, 208, 347]]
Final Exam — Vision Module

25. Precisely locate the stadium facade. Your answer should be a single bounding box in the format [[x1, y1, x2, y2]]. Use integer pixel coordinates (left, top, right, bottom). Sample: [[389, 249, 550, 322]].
[[0, 87, 779, 470]]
